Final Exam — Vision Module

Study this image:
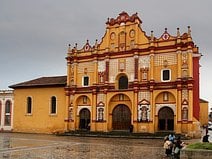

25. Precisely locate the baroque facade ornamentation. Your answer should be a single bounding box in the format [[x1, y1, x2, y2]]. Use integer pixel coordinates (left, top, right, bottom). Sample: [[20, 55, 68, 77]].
[[9, 12, 207, 136]]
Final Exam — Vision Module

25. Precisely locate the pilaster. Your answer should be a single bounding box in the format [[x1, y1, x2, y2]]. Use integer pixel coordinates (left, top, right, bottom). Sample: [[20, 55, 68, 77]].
[[105, 58, 109, 83], [177, 50, 182, 79], [91, 91, 97, 131], [134, 53, 139, 81], [188, 50, 193, 78], [133, 91, 138, 131], [93, 59, 98, 85], [73, 62, 78, 85], [188, 87, 193, 121], [150, 53, 154, 80]]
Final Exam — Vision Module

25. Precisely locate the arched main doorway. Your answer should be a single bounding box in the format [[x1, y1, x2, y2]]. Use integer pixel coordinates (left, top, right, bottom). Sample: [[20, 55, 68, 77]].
[[158, 107, 174, 131], [79, 108, 90, 130], [112, 104, 131, 130]]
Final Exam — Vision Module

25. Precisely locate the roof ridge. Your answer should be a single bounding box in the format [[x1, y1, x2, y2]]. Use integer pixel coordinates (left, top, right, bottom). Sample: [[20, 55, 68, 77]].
[[9, 75, 67, 88]]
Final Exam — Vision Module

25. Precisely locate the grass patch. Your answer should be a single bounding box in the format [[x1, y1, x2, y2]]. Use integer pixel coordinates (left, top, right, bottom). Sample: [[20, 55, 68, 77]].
[[187, 142, 212, 150]]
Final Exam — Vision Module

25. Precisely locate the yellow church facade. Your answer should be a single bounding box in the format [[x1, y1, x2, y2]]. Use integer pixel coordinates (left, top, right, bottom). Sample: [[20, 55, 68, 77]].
[[10, 12, 207, 137]]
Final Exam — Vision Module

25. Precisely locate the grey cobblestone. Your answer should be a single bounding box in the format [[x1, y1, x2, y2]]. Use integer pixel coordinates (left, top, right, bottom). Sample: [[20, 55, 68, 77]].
[[0, 132, 201, 159]]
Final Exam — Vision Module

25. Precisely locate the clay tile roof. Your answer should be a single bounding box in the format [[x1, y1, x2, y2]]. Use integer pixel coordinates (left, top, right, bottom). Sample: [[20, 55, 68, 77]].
[[200, 98, 209, 103], [9, 75, 67, 88]]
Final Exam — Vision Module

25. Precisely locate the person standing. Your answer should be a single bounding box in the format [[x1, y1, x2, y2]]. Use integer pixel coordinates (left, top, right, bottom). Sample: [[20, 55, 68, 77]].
[[174, 136, 184, 159], [202, 134, 209, 142], [163, 136, 173, 157], [168, 133, 175, 143], [168, 133, 175, 153]]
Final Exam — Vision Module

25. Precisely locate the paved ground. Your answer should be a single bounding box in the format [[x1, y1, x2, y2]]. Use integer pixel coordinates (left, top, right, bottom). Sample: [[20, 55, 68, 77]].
[[0, 132, 203, 159]]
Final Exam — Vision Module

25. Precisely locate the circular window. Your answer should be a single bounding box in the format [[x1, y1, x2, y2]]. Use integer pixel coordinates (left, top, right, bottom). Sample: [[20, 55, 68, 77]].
[[129, 29, 135, 38], [162, 33, 170, 40], [84, 44, 90, 51], [110, 32, 116, 40]]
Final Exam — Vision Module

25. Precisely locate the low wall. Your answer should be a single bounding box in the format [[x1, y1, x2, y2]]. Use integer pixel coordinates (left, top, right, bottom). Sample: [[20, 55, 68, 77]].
[[181, 148, 212, 159]]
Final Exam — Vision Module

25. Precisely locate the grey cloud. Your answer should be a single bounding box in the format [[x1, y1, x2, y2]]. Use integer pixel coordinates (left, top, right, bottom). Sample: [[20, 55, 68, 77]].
[[0, 0, 211, 108]]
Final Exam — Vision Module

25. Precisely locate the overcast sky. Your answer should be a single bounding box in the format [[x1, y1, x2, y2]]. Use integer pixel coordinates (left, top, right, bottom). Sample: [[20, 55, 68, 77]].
[[0, 0, 211, 109]]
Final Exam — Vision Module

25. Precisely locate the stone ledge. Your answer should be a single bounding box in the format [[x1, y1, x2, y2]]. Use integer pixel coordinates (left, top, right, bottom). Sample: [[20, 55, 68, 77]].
[[181, 148, 212, 159]]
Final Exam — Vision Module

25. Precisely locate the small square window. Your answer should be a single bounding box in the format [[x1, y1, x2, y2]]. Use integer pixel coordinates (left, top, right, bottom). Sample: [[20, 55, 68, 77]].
[[162, 70, 170, 81], [83, 76, 89, 86]]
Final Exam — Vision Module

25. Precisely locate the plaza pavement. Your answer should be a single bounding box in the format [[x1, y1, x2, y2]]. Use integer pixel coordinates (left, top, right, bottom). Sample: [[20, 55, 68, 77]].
[[0, 132, 203, 159]]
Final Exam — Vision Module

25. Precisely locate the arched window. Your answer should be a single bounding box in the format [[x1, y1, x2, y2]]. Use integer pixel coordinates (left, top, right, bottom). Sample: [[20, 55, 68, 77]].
[[51, 96, 57, 114], [27, 97, 32, 114], [118, 76, 128, 89], [5, 100, 11, 126], [119, 31, 126, 51]]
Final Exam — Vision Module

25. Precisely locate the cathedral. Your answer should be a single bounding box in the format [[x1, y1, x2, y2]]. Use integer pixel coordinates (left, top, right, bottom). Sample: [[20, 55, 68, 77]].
[[10, 12, 208, 137]]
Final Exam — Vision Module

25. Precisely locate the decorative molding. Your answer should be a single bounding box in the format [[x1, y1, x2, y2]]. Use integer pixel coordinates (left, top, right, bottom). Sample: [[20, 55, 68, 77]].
[[106, 12, 142, 26], [97, 93, 105, 104], [156, 104, 176, 115], [139, 55, 150, 68], [138, 91, 150, 102], [77, 105, 91, 115], [98, 60, 105, 72], [154, 53, 177, 66], [78, 62, 94, 73]]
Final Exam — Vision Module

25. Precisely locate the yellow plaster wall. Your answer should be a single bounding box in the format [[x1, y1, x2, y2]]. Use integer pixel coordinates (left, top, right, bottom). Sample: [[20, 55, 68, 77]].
[[199, 101, 209, 126], [154, 91, 176, 103], [76, 62, 95, 86], [13, 87, 66, 134], [99, 22, 149, 52], [153, 65, 177, 82]]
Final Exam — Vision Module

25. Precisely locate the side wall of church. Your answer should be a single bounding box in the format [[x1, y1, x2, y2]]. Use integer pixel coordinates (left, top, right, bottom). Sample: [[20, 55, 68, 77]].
[[13, 87, 66, 134]]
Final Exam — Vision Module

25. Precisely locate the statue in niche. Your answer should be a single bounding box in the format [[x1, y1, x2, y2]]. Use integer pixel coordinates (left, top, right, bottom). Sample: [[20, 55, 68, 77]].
[[182, 107, 188, 120], [141, 106, 147, 121], [140, 106, 149, 122], [142, 71, 147, 80], [69, 107, 73, 120], [97, 108, 104, 121]]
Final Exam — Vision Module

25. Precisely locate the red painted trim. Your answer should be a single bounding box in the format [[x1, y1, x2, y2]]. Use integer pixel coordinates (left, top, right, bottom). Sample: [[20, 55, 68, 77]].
[[155, 102, 176, 104], [134, 57, 138, 79], [67, 78, 195, 94], [64, 119, 70, 122], [105, 61, 109, 82], [177, 120, 193, 124], [68, 43, 193, 62], [193, 56, 200, 120]]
